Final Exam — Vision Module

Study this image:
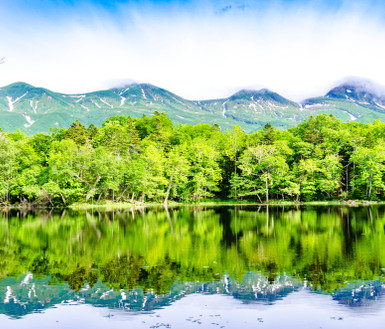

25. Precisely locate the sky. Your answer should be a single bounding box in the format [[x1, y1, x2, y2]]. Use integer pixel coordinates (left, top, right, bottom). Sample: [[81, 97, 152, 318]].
[[1, 0, 385, 101]]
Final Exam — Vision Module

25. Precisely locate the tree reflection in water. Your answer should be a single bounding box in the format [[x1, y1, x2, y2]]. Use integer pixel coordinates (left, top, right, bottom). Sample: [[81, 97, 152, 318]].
[[0, 205, 384, 318]]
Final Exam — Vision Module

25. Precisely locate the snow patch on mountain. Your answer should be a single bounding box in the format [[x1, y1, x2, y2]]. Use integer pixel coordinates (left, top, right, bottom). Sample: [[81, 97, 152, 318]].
[[249, 102, 259, 112], [304, 103, 321, 109], [73, 95, 86, 103], [99, 98, 113, 108], [375, 102, 385, 110], [30, 100, 39, 114], [91, 100, 101, 108], [24, 115, 36, 128], [81, 104, 90, 111], [222, 100, 229, 117], [6, 91, 28, 111], [141, 87, 147, 99], [120, 96, 126, 107], [119, 87, 130, 96], [341, 110, 357, 121], [6, 96, 13, 111]]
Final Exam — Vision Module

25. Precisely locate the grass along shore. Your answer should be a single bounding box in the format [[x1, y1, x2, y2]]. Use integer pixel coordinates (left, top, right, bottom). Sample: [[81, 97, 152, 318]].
[[2, 199, 384, 211], [67, 199, 385, 210]]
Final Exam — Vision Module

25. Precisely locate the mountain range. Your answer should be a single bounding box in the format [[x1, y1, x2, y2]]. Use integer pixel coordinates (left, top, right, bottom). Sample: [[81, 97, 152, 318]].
[[1, 78, 385, 134]]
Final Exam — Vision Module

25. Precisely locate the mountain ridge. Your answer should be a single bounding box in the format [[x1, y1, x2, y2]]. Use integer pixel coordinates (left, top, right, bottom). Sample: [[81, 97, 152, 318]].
[[2, 79, 385, 134]]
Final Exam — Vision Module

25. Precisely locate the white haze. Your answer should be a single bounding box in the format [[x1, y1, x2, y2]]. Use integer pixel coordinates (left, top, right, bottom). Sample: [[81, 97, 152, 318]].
[[1, 1, 385, 101]]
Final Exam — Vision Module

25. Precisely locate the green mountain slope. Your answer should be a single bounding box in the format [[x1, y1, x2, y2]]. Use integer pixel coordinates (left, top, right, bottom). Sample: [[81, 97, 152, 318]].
[[198, 89, 302, 130], [301, 79, 385, 123], [0, 82, 258, 134], [2, 78, 385, 134]]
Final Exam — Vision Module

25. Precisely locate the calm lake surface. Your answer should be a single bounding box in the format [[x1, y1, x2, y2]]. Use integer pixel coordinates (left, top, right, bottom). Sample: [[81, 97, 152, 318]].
[[0, 205, 385, 328]]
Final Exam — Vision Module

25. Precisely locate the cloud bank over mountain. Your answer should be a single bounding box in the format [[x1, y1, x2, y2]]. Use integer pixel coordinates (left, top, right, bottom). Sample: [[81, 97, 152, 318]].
[[1, 0, 385, 101]]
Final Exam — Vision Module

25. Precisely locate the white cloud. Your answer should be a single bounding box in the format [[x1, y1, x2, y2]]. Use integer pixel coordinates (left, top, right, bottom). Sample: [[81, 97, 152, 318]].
[[1, 1, 385, 101]]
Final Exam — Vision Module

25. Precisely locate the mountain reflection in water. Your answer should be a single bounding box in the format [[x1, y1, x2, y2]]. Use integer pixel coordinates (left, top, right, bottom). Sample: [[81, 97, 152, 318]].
[[0, 205, 384, 319]]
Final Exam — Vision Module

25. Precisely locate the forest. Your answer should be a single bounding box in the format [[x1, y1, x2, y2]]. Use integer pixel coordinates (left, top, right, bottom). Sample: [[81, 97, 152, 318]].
[[0, 112, 385, 206]]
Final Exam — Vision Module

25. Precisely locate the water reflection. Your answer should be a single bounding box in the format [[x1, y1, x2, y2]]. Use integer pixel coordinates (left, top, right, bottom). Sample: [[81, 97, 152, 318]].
[[0, 205, 384, 318]]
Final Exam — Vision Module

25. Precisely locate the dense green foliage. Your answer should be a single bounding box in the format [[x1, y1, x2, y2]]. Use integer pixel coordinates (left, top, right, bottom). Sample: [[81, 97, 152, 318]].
[[1, 113, 385, 205]]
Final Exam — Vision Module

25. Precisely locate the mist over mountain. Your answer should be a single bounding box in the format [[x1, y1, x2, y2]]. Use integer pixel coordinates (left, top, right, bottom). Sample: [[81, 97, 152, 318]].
[[326, 78, 385, 107], [1, 78, 385, 134]]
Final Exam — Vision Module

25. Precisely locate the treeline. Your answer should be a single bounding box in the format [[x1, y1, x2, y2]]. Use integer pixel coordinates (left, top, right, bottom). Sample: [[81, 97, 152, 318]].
[[0, 112, 385, 206]]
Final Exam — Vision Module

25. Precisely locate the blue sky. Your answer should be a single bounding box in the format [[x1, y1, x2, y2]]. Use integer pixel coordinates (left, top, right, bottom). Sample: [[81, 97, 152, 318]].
[[1, 0, 385, 100]]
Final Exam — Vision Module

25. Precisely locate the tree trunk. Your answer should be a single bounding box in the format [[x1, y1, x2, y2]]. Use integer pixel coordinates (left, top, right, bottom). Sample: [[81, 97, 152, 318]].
[[60, 193, 66, 206], [254, 188, 262, 203], [352, 161, 356, 194], [164, 174, 175, 205], [345, 164, 349, 193], [117, 187, 128, 202], [265, 175, 269, 204], [47, 194, 54, 207], [85, 175, 101, 202], [164, 203, 174, 234]]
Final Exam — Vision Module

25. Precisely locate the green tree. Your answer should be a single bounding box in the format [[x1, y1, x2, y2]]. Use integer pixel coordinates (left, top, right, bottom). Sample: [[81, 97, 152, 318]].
[[163, 145, 190, 204], [351, 145, 385, 199], [0, 133, 19, 203], [224, 125, 247, 198], [99, 118, 140, 158], [188, 138, 222, 200], [64, 120, 89, 145], [236, 142, 291, 203]]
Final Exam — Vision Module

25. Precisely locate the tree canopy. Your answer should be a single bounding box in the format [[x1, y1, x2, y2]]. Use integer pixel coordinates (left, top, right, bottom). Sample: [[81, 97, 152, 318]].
[[1, 113, 385, 205]]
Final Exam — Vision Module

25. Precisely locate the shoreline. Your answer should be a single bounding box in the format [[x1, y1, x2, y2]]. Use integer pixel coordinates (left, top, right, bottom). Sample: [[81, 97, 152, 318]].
[[2, 199, 385, 211]]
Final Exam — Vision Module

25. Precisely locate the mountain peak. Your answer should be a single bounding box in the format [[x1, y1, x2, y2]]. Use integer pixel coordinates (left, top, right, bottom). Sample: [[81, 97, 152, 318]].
[[327, 77, 385, 100], [232, 88, 274, 98], [1, 81, 35, 92], [0, 82, 42, 100], [5, 81, 34, 88], [229, 88, 298, 108], [109, 82, 156, 91]]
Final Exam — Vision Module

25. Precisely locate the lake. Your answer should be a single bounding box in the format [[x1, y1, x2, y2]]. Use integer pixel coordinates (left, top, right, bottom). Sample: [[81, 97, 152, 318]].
[[0, 205, 385, 328]]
